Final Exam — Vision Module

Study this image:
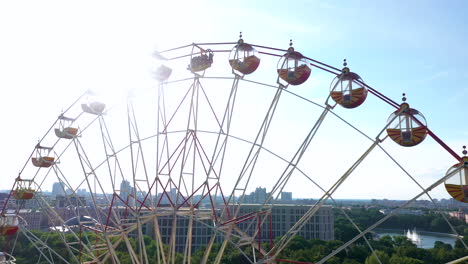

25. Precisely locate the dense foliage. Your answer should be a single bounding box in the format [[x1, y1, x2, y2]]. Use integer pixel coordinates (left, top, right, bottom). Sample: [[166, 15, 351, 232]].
[[275, 235, 468, 264], [334, 208, 468, 241]]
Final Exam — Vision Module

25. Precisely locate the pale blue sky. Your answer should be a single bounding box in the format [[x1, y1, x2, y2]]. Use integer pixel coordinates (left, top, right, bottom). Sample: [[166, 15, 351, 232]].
[[0, 0, 467, 200]]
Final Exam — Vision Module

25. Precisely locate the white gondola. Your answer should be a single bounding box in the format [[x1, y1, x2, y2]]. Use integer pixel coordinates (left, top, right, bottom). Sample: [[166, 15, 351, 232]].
[[152, 51, 172, 82], [82, 101, 106, 115]]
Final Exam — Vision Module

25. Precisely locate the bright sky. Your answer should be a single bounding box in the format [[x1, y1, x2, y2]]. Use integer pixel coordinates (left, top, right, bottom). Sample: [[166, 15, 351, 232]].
[[1, 0, 467, 201]]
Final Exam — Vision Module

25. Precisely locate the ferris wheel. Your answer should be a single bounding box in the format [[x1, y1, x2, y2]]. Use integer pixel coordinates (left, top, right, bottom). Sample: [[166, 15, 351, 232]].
[[1, 33, 468, 264]]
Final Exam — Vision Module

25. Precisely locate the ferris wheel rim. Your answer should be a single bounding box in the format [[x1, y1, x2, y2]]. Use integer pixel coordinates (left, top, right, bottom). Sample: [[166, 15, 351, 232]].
[[3, 40, 467, 264]]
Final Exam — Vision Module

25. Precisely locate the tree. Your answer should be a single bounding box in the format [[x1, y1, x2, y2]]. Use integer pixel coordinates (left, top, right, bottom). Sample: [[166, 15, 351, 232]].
[[343, 259, 361, 264], [430, 218, 449, 233], [433, 240, 452, 250], [346, 244, 370, 263], [393, 235, 415, 247], [389, 255, 424, 264], [365, 250, 390, 264]]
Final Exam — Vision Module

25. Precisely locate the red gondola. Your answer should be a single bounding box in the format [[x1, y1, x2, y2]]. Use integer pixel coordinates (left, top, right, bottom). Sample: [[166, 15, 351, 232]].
[[445, 148, 468, 203], [277, 40, 311, 86], [229, 35, 260, 75], [0, 215, 18, 236], [31, 145, 55, 168], [386, 97, 427, 147], [31, 157, 54, 167], [12, 190, 34, 200], [12, 179, 35, 200], [330, 60, 368, 108]]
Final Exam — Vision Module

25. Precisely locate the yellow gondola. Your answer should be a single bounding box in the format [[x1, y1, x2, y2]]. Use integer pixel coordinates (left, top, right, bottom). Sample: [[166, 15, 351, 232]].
[[277, 41, 311, 86], [329, 62, 368, 108], [445, 152, 468, 203], [386, 126, 427, 147], [386, 99, 427, 147], [229, 36, 260, 75], [230, 55, 260, 75]]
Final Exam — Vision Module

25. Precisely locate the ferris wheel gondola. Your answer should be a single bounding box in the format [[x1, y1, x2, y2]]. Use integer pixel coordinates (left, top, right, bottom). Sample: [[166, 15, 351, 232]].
[[188, 46, 214, 73], [55, 114, 78, 139], [445, 147, 468, 203], [0, 215, 18, 236], [229, 33, 261, 76], [277, 40, 311, 86], [330, 60, 368, 109], [82, 101, 106, 115], [152, 51, 172, 82], [386, 94, 427, 147], [12, 178, 36, 200], [81, 91, 106, 115], [31, 144, 55, 168]]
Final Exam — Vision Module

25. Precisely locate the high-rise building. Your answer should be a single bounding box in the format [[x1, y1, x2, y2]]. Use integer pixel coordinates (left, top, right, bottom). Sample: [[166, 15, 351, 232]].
[[120, 180, 135, 204], [52, 182, 66, 197], [243, 187, 268, 203], [281, 192, 293, 201]]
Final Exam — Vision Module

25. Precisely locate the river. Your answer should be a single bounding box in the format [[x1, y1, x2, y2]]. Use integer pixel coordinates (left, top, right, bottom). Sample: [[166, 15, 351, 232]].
[[374, 228, 459, 249]]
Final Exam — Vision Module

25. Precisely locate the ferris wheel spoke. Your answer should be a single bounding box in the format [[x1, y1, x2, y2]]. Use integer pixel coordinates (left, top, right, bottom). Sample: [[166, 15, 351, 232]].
[[127, 101, 156, 208], [316, 165, 465, 264], [265, 105, 332, 209], [272, 140, 379, 258], [98, 117, 127, 193], [71, 135, 136, 263], [202, 76, 241, 207], [163, 81, 195, 133], [225, 86, 284, 219], [95, 112, 154, 264], [196, 79, 224, 130], [292, 164, 384, 263]]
